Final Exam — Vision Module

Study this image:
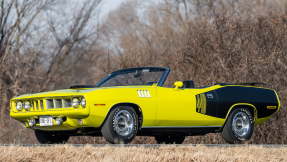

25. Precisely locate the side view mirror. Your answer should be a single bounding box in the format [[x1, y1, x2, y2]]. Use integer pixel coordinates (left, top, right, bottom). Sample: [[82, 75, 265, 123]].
[[174, 81, 183, 89]]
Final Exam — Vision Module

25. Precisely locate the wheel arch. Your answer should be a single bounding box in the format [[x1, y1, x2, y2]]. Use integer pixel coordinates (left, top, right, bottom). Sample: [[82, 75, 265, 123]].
[[225, 103, 257, 120], [101, 102, 143, 129], [222, 103, 258, 129]]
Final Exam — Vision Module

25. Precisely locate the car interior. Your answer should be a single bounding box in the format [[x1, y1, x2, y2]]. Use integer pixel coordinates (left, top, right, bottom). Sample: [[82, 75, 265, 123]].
[[182, 80, 195, 88]]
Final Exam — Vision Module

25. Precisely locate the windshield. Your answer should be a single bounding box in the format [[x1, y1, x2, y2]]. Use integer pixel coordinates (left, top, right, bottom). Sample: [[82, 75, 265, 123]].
[[96, 67, 169, 87]]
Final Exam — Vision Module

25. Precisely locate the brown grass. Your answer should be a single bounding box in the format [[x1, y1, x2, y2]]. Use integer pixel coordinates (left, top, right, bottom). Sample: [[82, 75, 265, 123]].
[[0, 145, 286, 162]]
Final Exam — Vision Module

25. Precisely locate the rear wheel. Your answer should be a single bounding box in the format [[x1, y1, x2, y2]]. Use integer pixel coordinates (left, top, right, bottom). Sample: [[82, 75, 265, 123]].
[[154, 135, 185, 144], [34, 130, 70, 144], [101, 106, 138, 144], [222, 108, 254, 144]]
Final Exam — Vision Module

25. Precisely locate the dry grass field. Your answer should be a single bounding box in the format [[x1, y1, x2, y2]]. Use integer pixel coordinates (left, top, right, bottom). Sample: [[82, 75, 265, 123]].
[[0, 145, 286, 162]]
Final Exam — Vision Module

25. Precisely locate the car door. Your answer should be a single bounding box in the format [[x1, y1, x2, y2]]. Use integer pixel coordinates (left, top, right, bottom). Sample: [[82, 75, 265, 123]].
[[155, 86, 224, 127]]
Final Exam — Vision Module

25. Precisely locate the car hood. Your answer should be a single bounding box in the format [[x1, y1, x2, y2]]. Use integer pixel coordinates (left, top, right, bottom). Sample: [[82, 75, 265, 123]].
[[12, 88, 95, 100], [12, 85, 153, 100]]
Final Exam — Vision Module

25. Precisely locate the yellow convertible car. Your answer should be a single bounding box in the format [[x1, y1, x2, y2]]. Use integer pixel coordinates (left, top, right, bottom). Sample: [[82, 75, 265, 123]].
[[10, 67, 280, 144]]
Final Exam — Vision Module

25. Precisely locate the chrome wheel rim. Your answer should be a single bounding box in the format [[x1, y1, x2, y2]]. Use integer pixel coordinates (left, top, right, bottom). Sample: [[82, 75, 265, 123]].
[[113, 110, 134, 136], [232, 112, 250, 138]]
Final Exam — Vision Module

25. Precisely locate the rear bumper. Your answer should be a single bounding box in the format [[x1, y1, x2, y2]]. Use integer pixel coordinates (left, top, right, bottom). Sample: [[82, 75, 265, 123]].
[[274, 90, 281, 112]]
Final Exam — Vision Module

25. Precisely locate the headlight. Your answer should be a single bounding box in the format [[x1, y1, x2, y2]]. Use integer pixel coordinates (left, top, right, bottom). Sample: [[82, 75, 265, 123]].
[[72, 98, 80, 108], [24, 101, 31, 110], [81, 98, 86, 107], [16, 101, 23, 111]]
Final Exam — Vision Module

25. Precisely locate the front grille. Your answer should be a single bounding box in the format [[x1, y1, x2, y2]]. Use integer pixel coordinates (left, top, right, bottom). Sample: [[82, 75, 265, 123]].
[[19, 98, 72, 111], [14, 97, 76, 112], [31, 99, 44, 111], [46, 98, 72, 109]]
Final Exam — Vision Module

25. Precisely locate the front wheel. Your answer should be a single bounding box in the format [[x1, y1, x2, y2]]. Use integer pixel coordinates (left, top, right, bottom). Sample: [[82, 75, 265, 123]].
[[222, 108, 254, 144], [101, 106, 138, 144], [34, 130, 70, 144]]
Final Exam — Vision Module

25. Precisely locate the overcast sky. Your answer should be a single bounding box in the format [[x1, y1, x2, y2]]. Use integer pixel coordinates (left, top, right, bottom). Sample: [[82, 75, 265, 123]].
[[98, 0, 125, 19]]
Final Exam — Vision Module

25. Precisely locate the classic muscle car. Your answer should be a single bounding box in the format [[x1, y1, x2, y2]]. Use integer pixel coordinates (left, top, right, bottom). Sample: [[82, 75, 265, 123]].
[[10, 67, 280, 144]]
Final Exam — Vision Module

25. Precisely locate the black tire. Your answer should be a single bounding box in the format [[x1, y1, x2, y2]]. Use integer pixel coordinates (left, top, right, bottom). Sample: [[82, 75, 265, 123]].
[[155, 135, 185, 144], [222, 108, 254, 144], [101, 106, 138, 144], [34, 130, 70, 144]]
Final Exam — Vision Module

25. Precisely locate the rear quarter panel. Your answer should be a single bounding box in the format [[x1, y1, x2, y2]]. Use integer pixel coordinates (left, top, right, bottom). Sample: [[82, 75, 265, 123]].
[[207, 86, 280, 119]]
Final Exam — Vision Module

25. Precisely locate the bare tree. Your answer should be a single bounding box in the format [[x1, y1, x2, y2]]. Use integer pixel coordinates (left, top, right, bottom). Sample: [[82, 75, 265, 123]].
[[0, 0, 55, 120], [0, 0, 103, 143], [44, 0, 102, 89]]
